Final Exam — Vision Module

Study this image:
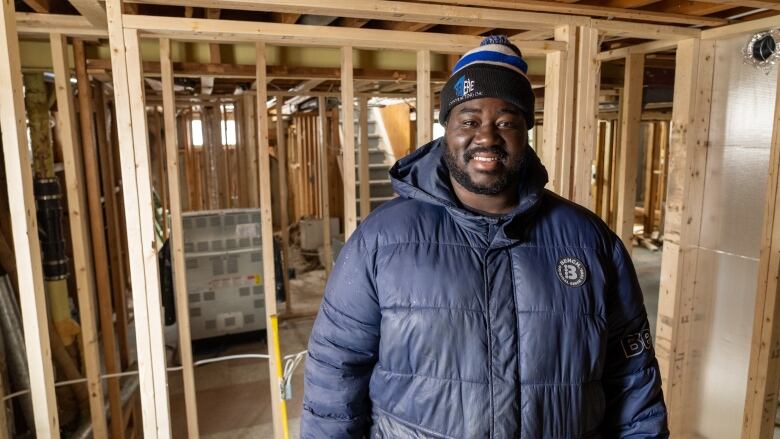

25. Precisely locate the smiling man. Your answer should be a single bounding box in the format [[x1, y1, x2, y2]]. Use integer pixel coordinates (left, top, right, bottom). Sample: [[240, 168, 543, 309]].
[[301, 36, 668, 438]]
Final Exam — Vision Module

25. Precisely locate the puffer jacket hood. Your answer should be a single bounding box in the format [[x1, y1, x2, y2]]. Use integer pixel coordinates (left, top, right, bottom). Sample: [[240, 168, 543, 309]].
[[389, 138, 548, 222], [302, 138, 669, 438]]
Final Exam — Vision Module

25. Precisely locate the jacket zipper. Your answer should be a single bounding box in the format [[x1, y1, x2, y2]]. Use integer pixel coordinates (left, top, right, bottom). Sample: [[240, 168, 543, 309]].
[[484, 227, 495, 438]]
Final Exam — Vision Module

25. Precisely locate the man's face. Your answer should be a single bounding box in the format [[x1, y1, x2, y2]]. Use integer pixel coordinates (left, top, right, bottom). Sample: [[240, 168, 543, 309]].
[[443, 97, 528, 196]]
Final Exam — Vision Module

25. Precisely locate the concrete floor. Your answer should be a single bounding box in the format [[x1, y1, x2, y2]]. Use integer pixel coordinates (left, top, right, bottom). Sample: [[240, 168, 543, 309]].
[[169, 246, 664, 438]]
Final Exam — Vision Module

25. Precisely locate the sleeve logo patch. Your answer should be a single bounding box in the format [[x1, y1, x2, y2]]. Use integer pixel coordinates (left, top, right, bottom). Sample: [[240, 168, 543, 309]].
[[556, 257, 587, 287], [621, 329, 654, 358]]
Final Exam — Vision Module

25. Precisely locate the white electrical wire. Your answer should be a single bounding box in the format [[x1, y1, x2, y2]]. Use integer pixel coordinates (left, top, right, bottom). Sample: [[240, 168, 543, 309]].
[[0, 350, 309, 403]]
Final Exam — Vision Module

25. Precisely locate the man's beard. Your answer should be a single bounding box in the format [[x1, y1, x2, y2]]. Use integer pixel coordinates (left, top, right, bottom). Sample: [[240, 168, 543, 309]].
[[442, 139, 525, 196]]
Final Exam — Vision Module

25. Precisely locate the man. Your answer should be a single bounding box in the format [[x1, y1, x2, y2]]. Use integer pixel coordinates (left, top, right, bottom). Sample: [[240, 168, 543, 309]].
[[301, 36, 668, 438]]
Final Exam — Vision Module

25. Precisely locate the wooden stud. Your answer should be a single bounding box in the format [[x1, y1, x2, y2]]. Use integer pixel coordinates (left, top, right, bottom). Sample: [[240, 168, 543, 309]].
[[541, 24, 575, 196], [121, 15, 563, 55], [105, 0, 172, 433], [160, 37, 200, 439], [572, 26, 600, 209], [615, 53, 644, 252], [358, 96, 371, 219], [255, 41, 287, 439], [342, 46, 358, 238], [0, 0, 59, 435], [275, 99, 292, 312], [125, 25, 173, 437], [654, 38, 715, 437], [318, 96, 333, 275], [245, 93, 259, 207], [94, 81, 132, 368], [50, 32, 108, 439], [74, 39, 126, 439], [416, 49, 431, 149], [642, 122, 660, 237], [741, 53, 780, 439]]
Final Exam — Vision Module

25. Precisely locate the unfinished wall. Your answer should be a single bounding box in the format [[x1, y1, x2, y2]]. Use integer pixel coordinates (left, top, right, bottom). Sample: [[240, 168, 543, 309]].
[[689, 34, 777, 437]]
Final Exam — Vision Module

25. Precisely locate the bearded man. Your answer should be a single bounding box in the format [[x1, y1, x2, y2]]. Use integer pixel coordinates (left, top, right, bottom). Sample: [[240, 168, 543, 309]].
[[301, 35, 669, 438]]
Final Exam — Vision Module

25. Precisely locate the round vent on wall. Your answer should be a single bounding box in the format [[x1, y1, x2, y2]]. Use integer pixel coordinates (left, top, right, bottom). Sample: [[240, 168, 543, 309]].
[[743, 30, 780, 74]]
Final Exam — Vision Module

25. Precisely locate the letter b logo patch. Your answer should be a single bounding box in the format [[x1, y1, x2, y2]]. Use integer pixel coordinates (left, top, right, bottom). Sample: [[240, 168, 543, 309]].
[[556, 257, 587, 287]]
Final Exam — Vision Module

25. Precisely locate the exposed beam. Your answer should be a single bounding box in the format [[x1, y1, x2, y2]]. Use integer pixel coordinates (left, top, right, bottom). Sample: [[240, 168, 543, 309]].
[[23, 0, 49, 13], [317, 96, 333, 275], [702, 0, 780, 9], [16, 12, 108, 37], [121, 14, 566, 54], [87, 58, 453, 82], [68, 0, 108, 28], [644, 0, 739, 16], [268, 12, 299, 24], [411, 0, 727, 25], [372, 20, 436, 31], [0, 0, 59, 436], [589, 18, 700, 40], [123, 0, 583, 31], [702, 13, 780, 39], [333, 17, 370, 27], [597, 39, 677, 61]]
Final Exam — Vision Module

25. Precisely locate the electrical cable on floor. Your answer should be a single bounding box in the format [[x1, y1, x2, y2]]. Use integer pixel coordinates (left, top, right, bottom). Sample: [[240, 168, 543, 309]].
[[0, 350, 309, 402]]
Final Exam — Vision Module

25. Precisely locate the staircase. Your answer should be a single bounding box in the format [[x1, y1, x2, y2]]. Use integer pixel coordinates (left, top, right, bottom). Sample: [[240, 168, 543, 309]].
[[351, 108, 397, 218]]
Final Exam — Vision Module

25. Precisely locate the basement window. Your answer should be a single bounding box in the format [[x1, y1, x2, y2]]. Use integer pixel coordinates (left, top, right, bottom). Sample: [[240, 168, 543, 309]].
[[191, 118, 204, 148]]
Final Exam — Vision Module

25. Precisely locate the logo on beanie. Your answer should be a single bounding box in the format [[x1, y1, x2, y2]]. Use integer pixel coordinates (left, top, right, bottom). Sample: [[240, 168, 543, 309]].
[[454, 75, 475, 97]]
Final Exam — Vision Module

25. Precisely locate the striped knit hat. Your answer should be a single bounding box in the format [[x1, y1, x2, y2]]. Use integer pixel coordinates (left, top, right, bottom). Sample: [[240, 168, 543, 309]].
[[439, 35, 535, 128]]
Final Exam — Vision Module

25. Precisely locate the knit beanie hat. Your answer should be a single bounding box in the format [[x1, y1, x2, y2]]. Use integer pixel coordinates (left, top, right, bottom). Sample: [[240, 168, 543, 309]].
[[439, 35, 535, 128]]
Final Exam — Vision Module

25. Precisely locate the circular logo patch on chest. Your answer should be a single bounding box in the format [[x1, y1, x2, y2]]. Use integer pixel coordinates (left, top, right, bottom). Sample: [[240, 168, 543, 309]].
[[556, 257, 587, 287]]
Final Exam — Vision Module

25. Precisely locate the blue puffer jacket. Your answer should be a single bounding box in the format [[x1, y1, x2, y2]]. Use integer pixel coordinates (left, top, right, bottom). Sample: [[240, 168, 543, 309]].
[[301, 139, 668, 438]]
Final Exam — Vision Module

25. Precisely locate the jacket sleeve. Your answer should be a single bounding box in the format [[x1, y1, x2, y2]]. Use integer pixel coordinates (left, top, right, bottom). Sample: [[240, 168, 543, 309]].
[[301, 229, 380, 439], [601, 237, 669, 438]]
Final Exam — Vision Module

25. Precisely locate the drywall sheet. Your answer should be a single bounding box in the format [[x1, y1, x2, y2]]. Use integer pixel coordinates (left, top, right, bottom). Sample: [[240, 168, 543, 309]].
[[688, 34, 775, 438]]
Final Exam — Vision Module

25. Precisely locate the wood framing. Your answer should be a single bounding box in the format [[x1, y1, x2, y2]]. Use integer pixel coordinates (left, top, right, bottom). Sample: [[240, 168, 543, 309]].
[[275, 99, 292, 312], [416, 49, 432, 148], [615, 53, 645, 252], [69, 0, 108, 28], [125, 0, 726, 28], [597, 40, 678, 62], [160, 37, 200, 439], [0, 0, 59, 435], [318, 96, 334, 275], [74, 38, 125, 439], [120, 15, 564, 55], [359, 96, 371, 219], [342, 46, 358, 239], [741, 57, 780, 439], [701, 14, 780, 41], [255, 41, 287, 439], [16, 12, 107, 37], [572, 26, 600, 210], [50, 32, 107, 438], [654, 38, 715, 437], [123, 0, 581, 31], [105, 0, 171, 435], [541, 24, 575, 196]]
